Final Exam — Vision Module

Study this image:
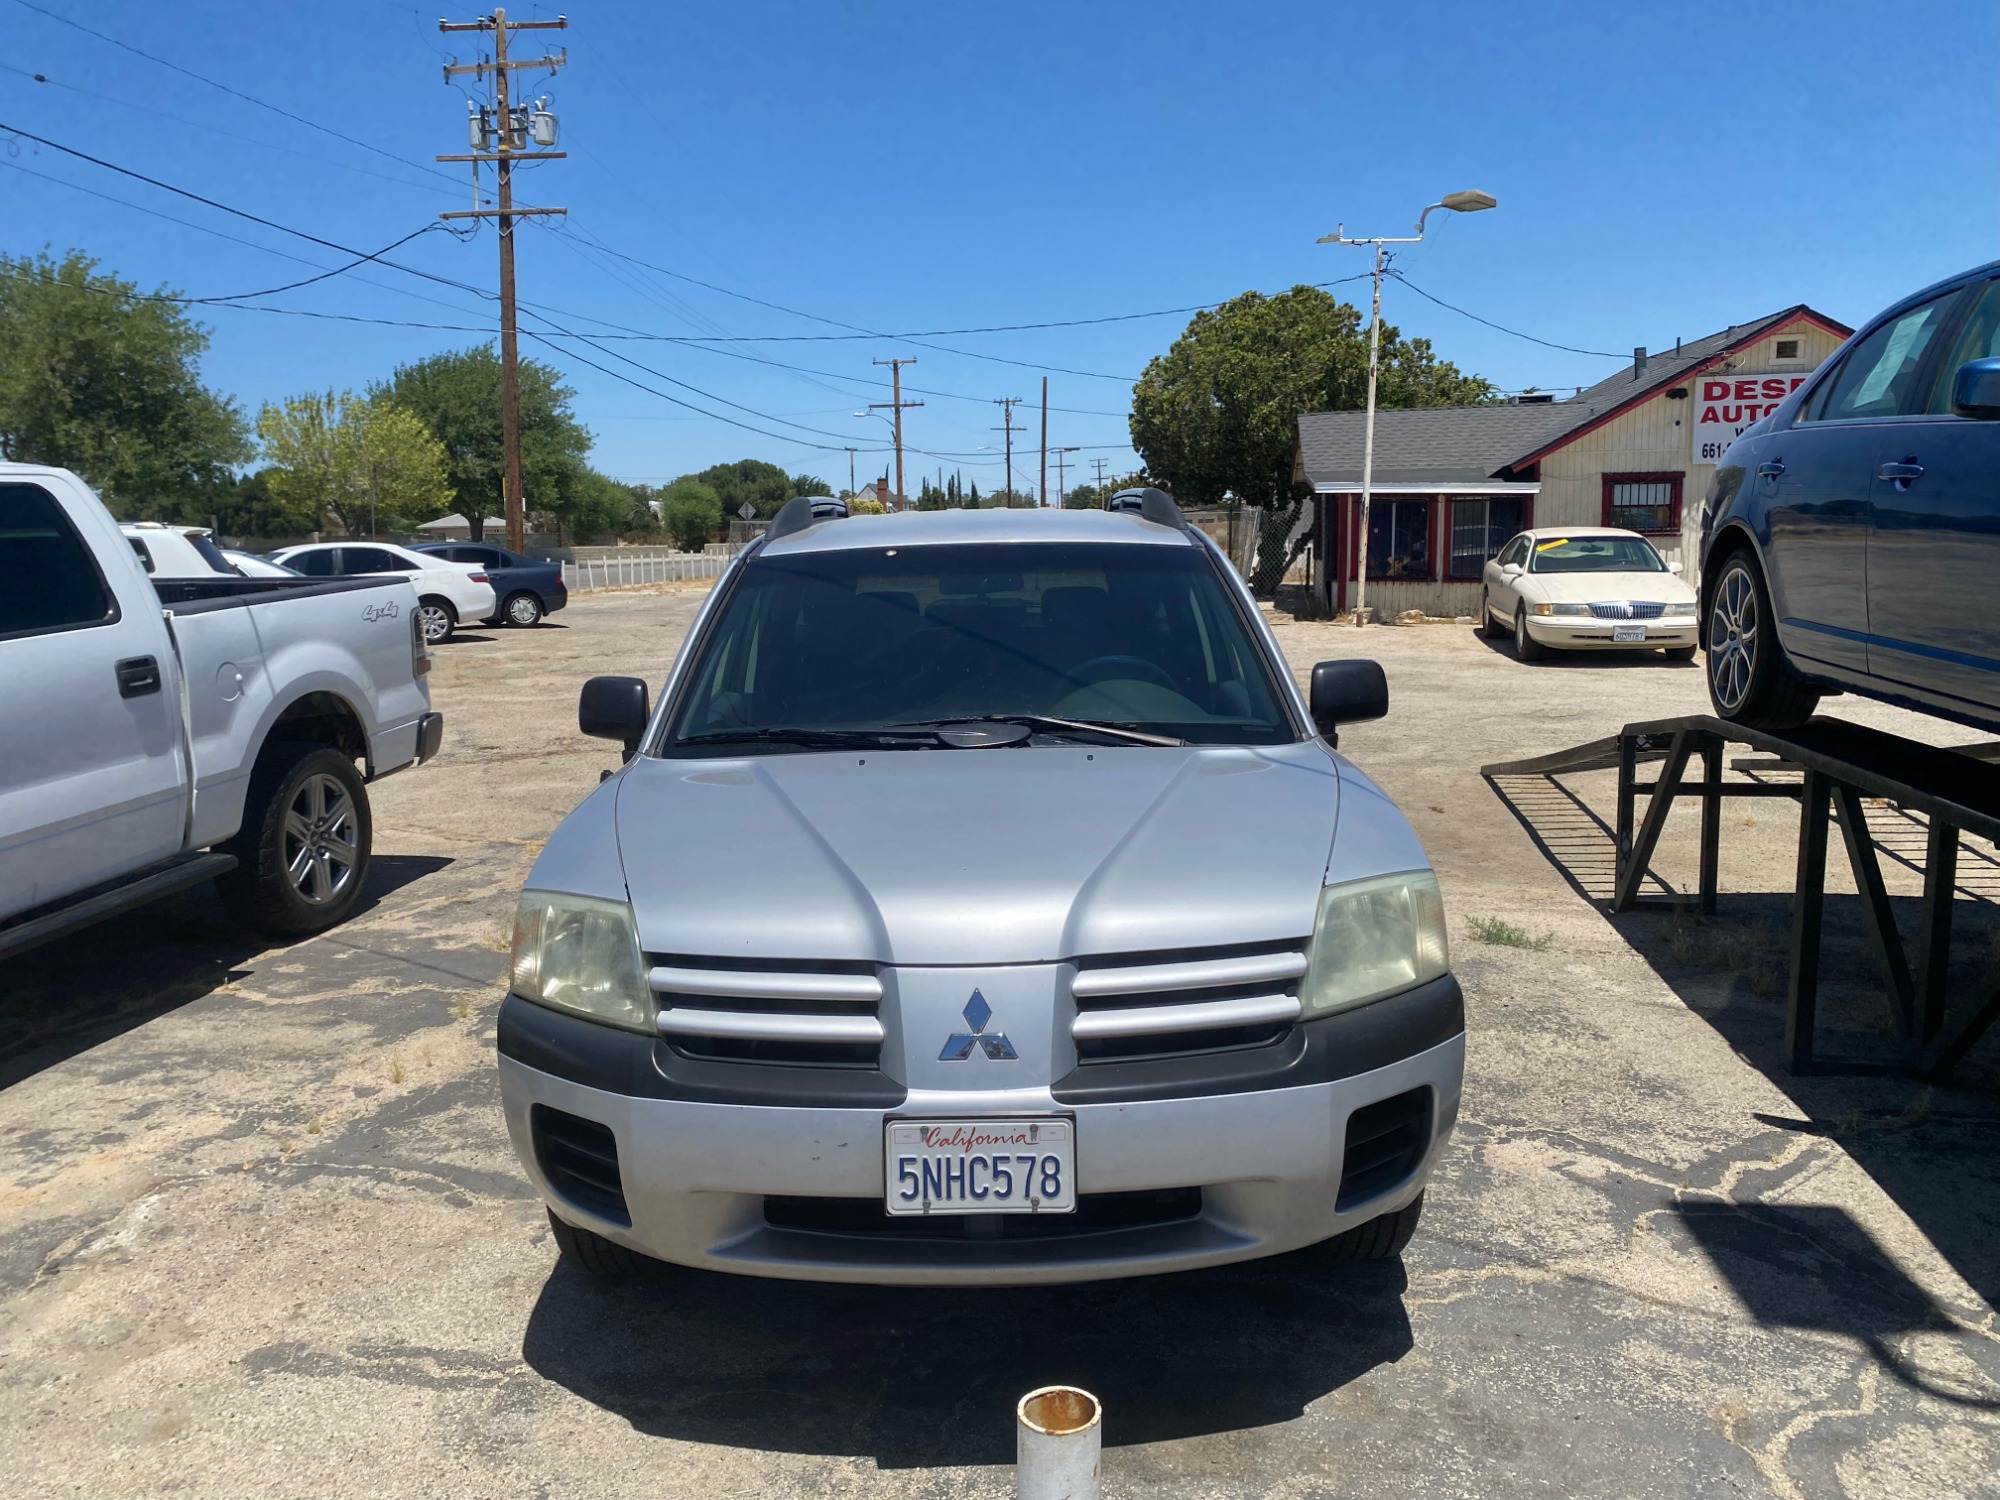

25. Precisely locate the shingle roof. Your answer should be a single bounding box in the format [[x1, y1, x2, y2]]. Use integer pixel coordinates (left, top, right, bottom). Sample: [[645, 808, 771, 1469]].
[[1295, 305, 1852, 487]]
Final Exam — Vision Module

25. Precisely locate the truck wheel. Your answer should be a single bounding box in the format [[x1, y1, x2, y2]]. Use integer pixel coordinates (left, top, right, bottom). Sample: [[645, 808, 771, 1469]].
[[1313, 1193, 1425, 1265], [217, 743, 371, 936], [1705, 551, 1820, 728], [547, 1209, 654, 1278], [417, 596, 456, 644], [502, 591, 543, 627]]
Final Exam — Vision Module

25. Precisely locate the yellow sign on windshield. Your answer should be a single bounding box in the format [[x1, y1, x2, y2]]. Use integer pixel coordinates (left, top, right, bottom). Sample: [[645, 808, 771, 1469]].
[[1536, 538, 1568, 551]]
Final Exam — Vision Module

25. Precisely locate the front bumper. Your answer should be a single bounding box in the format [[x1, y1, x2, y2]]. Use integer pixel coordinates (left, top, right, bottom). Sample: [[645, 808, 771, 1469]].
[[497, 978, 1465, 1285], [1522, 615, 1697, 650]]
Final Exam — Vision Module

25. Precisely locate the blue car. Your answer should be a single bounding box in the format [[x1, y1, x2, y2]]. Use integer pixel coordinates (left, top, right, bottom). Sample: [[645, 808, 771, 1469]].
[[1701, 261, 2000, 731], [410, 541, 569, 627]]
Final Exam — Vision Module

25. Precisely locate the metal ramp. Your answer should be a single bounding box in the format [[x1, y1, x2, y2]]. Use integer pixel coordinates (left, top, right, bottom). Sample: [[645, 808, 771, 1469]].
[[1483, 715, 2000, 1082]]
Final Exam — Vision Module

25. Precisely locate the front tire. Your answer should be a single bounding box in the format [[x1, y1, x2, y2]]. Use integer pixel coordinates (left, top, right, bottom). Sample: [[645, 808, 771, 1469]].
[[501, 590, 543, 627], [1310, 1193, 1425, 1265], [1705, 551, 1820, 727], [547, 1209, 654, 1278], [417, 596, 456, 644], [216, 743, 372, 935], [1514, 605, 1548, 662]]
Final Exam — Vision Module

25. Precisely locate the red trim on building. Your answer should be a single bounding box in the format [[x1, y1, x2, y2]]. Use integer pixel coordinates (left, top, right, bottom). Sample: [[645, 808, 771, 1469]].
[[1506, 308, 1854, 471], [1601, 471, 1684, 534]]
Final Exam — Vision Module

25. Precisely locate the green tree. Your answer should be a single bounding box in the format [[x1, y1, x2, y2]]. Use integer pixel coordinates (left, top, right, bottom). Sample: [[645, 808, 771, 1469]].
[[658, 478, 722, 551], [379, 345, 591, 541], [255, 390, 452, 537], [0, 250, 249, 519], [537, 466, 632, 544], [789, 472, 831, 498], [684, 459, 798, 520]]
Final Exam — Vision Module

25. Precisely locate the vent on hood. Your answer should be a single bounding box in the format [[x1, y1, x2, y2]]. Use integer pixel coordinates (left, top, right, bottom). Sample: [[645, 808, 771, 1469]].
[[1069, 943, 1306, 1062], [649, 954, 884, 1068]]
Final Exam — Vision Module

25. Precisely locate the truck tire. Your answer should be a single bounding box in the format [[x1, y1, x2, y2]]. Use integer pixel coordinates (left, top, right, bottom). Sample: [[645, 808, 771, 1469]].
[[1704, 550, 1820, 728], [1312, 1192, 1425, 1265], [217, 742, 372, 936], [547, 1209, 654, 1278], [416, 596, 457, 645]]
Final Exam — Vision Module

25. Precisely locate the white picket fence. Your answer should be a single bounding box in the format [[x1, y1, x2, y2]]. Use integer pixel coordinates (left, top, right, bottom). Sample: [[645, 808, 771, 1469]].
[[561, 550, 737, 591]]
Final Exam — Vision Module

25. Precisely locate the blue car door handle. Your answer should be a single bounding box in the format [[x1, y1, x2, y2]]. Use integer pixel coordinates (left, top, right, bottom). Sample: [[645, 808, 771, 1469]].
[[1757, 460, 1786, 478], [1877, 460, 1924, 485]]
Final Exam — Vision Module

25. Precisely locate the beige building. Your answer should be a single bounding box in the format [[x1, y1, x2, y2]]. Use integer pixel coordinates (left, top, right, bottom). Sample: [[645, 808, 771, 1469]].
[[1292, 306, 1852, 617]]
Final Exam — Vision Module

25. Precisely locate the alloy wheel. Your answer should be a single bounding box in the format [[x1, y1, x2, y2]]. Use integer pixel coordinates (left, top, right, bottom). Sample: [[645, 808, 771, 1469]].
[[418, 603, 452, 643], [281, 772, 359, 906], [506, 593, 542, 626], [1708, 563, 1759, 712]]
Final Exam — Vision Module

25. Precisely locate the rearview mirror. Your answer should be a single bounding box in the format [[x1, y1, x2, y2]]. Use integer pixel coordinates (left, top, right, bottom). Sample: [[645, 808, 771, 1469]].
[[1952, 357, 2000, 419], [579, 675, 650, 760], [1308, 659, 1388, 745]]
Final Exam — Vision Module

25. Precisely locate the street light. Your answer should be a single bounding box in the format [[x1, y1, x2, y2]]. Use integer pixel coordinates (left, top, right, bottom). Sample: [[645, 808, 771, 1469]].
[[1318, 189, 1496, 624]]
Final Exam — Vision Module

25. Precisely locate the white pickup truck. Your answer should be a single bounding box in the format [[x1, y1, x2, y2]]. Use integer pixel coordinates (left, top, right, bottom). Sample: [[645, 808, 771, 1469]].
[[0, 465, 444, 959]]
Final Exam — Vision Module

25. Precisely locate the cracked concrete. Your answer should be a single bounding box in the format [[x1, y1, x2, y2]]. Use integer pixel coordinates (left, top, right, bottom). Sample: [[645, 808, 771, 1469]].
[[0, 585, 1995, 1497]]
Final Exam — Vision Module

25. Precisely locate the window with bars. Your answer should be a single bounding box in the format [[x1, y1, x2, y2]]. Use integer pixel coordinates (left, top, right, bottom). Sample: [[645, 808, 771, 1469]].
[[1447, 497, 1528, 579], [1602, 472, 1682, 533], [1365, 498, 1432, 581]]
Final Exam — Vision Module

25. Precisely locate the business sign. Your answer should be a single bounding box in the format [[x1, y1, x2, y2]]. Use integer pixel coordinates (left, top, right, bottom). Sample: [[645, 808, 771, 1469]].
[[1693, 373, 1809, 465]]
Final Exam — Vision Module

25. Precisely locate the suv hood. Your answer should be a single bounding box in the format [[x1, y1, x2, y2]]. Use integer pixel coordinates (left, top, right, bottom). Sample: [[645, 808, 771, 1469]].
[[607, 744, 1351, 966]]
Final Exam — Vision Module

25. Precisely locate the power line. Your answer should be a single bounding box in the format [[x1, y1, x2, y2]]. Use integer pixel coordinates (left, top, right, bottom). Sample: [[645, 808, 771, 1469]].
[[1384, 271, 1624, 359], [5, 0, 465, 187]]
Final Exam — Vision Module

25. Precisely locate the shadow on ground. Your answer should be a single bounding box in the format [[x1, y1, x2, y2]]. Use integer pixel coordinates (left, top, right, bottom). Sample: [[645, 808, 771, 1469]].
[[1488, 772, 2000, 1317], [522, 1249, 1412, 1468], [0, 853, 451, 1088]]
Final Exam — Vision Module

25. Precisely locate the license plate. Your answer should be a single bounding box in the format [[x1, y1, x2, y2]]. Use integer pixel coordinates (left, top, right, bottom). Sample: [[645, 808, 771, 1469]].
[[1612, 623, 1648, 643], [884, 1118, 1076, 1216]]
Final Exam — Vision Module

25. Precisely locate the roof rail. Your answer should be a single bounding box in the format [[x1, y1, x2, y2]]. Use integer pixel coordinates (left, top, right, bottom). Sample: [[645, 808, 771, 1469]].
[[1106, 486, 1189, 532]]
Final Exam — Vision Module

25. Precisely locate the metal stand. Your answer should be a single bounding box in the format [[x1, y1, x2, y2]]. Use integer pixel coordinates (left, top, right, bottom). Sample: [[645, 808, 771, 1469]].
[[1485, 715, 2000, 1081]]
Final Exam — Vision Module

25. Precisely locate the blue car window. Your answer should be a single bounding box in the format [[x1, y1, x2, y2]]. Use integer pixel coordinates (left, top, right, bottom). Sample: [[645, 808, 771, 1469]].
[[1806, 293, 1957, 422], [1925, 280, 2000, 414]]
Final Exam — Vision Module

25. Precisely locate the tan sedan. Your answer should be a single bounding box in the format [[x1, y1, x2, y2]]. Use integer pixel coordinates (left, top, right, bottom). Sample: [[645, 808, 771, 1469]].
[[1479, 527, 1699, 662]]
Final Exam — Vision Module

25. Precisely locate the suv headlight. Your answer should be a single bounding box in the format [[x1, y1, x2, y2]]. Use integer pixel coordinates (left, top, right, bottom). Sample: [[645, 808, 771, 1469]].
[[510, 890, 653, 1032], [1299, 871, 1449, 1019]]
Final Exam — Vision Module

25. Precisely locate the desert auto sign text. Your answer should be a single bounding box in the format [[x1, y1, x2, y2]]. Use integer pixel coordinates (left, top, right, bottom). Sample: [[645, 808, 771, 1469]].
[[1693, 373, 1809, 464]]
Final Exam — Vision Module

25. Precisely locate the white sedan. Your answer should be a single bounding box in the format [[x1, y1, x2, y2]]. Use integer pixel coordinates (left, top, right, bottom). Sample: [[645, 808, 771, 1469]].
[[269, 541, 497, 643], [1479, 527, 1699, 662]]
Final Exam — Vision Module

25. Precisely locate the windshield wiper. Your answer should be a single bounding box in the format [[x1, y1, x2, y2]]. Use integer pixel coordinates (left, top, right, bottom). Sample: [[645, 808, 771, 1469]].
[[675, 726, 943, 751], [894, 714, 1187, 747]]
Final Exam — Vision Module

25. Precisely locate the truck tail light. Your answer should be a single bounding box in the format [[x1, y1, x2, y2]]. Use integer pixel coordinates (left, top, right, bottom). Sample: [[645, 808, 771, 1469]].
[[411, 607, 431, 677]]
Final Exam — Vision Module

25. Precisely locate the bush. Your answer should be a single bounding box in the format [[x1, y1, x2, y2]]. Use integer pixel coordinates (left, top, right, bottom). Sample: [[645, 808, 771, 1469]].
[[658, 479, 722, 552]]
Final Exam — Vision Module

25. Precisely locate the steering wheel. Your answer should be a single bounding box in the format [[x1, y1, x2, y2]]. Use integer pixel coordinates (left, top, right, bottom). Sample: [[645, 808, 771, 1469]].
[[1068, 654, 1177, 691]]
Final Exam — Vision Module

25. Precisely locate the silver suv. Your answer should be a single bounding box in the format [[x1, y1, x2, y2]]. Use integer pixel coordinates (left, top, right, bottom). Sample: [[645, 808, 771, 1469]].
[[499, 492, 1463, 1284]]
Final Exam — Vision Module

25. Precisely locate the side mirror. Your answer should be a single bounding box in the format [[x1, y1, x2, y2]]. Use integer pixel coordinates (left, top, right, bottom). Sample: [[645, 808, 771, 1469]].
[[579, 675, 650, 760], [1668, 559, 1685, 575], [1500, 562, 1524, 577], [1952, 357, 2000, 419], [1308, 659, 1389, 745]]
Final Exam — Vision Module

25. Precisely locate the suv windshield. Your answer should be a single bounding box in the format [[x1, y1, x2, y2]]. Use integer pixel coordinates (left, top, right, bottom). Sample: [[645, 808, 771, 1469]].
[[1529, 535, 1666, 574], [663, 541, 1295, 753]]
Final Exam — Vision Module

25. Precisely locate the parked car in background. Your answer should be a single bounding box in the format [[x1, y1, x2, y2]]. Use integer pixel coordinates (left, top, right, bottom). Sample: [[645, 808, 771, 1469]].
[[222, 549, 303, 579], [120, 522, 238, 578], [501, 493, 1463, 1285], [410, 540, 567, 626], [1701, 261, 2000, 731], [1479, 527, 1698, 662], [268, 541, 496, 644], [2, 466, 443, 958]]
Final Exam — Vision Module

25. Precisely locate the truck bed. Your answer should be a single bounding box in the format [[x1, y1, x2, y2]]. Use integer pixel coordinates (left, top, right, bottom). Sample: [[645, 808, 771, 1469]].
[[150, 575, 405, 612]]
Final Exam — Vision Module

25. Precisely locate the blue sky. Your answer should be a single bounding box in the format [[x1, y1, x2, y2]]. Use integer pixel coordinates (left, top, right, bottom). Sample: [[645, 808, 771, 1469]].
[[3, 0, 1994, 494]]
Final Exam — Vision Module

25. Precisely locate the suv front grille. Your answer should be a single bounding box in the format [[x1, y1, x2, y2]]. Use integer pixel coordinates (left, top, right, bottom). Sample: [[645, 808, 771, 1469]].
[[532, 1105, 630, 1225], [1069, 943, 1307, 1062], [763, 1188, 1202, 1241], [649, 955, 883, 1068], [1337, 1087, 1432, 1210]]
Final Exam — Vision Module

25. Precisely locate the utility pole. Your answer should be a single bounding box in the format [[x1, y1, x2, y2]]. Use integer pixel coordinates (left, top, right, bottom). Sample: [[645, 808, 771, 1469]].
[[1038, 376, 1048, 507], [1318, 189, 1495, 621], [1050, 446, 1079, 507], [438, 8, 567, 553], [845, 447, 856, 498], [870, 358, 921, 509], [1089, 456, 1111, 502], [993, 396, 1025, 504]]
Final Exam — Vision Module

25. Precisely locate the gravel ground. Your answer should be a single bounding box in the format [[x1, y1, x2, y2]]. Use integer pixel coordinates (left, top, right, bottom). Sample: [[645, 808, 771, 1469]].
[[1, 581, 1995, 1500]]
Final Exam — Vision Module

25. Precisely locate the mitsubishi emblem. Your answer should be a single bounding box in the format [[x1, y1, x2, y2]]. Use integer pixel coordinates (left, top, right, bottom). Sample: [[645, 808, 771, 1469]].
[[938, 988, 1018, 1061]]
